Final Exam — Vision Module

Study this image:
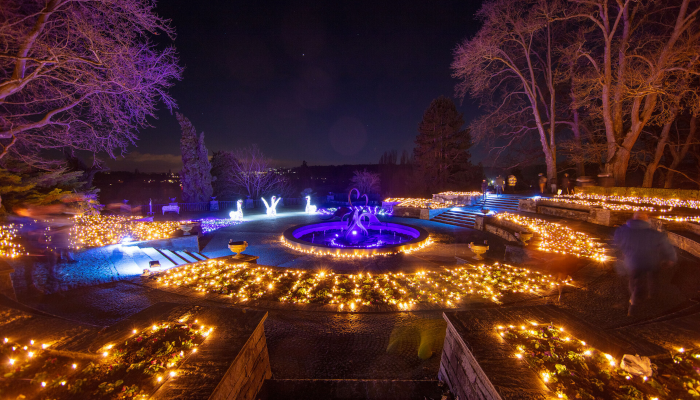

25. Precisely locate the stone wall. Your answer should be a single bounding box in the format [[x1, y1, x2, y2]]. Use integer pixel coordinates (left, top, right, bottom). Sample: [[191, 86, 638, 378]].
[[0, 258, 16, 300], [134, 234, 201, 253], [666, 232, 700, 259], [393, 207, 428, 220], [209, 317, 272, 400], [438, 316, 504, 400], [578, 186, 700, 200], [538, 205, 590, 222], [518, 198, 631, 227], [474, 215, 527, 245]]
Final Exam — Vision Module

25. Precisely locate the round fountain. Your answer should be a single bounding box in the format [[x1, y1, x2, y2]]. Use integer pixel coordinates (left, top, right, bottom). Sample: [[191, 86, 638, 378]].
[[281, 189, 430, 257]]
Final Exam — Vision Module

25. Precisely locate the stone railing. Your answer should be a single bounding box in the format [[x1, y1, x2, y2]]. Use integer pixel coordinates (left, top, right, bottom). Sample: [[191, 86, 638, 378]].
[[519, 198, 633, 227]]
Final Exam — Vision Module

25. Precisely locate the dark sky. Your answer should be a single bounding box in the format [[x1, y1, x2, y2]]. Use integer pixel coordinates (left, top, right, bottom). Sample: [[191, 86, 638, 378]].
[[107, 0, 484, 172]]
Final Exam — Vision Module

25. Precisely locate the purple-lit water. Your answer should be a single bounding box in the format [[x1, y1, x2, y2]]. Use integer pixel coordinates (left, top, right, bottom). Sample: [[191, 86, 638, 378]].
[[298, 228, 415, 249]]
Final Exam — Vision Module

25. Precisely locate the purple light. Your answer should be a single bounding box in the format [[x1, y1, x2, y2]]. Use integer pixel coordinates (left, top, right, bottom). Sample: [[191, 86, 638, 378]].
[[352, 230, 357, 235]]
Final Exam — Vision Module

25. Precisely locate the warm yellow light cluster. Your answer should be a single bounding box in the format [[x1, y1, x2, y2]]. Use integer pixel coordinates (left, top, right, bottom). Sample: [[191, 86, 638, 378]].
[[0, 224, 25, 258], [658, 215, 700, 223], [69, 215, 183, 249], [436, 191, 482, 197], [499, 322, 698, 400], [550, 195, 668, 212], [1, 320, 211, 398], [496, 212, 607, 261], [384, 198, 461, 209], [279, 236, 433, 258], [154, 260, 568, 308], [559, 193, 700, 210]]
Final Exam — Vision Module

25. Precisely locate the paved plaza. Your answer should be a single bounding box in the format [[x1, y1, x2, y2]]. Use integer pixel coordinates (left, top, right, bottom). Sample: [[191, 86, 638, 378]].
[[5, 204, 699, 387]]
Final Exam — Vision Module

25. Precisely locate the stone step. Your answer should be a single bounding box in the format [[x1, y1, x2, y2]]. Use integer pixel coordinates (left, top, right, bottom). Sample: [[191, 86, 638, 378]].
[[175, 250, 198, 263], [189, 251, 208, 261], [140, 247, 176, 268], [159, 249, 188, 265]]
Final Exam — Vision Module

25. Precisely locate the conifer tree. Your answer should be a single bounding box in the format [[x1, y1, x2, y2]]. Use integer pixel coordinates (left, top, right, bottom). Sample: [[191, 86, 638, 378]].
[[414, 96, 474, 194], [177, 113, 212, 202]]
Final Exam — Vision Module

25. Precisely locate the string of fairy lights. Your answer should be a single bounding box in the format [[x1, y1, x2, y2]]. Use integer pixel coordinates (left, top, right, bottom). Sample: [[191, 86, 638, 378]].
[[658, 215, 700, 223], [1, 319, 212, 399], [384, 198, 463, 209], [0, 224, 26, 257], [499, 322, 699, 400], [435, 191, 482, 197], [549, 196, 668, 212], [153, 260, 570, 309], [496, 212, 607, 261], [69, 215, 183, 249], [558, 193, 700, 211], [280, 235, 433, 258]]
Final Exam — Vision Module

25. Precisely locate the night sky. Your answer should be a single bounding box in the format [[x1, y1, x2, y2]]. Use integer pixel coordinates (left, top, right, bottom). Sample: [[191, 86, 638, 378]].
[[107, 0, 484, 172]]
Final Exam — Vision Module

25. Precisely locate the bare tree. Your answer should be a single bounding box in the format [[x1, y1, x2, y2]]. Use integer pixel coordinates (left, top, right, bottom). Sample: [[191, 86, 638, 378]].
[[570, 0, 700, 185], [230, 145, 286, 199], [0, 0, 182, 165], [453, 0, 564, 182], [349, 169, 381, 195]]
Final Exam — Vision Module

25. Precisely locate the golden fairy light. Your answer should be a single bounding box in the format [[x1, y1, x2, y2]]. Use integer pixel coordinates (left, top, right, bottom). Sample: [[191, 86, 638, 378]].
[[549, 195, 669, 212], [496, 212, 606, 261], [557, 192, 700, 211], [69, 215, 183, 249], [153, 259, 570, 308], [384, 198, 462, 209], [279, 235, 433, 258], [0, 224, 26, 258]]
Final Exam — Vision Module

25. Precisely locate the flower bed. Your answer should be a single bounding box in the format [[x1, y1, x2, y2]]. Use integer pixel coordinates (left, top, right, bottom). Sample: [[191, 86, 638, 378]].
[[0, 320, 209, 399], [384, 198, 460, 209], [153, 260, 568, 309], [69, 215, 182, 249], [549, 195, 669, 212], [496, 212, 607, 261], [499, 323, 700, 399], [558, 193, 700, 211]]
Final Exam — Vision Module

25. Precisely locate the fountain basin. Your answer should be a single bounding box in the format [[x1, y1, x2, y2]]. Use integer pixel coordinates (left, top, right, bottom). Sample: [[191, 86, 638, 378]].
[[281, 221, 430, 257]]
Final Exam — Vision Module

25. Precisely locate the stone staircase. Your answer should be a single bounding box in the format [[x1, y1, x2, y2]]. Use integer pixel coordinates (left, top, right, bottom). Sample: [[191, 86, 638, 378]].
[[479, 194, 529, 212], [431, 209, 484, 228], [138, 247, 208, 268], [430, 195, 532, 229]]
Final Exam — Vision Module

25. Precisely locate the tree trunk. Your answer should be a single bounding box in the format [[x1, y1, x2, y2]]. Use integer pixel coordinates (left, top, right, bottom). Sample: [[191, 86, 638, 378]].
[[642, 118, 674, 187], [572, 110, 585, 177], [664, 116, 697, 188]]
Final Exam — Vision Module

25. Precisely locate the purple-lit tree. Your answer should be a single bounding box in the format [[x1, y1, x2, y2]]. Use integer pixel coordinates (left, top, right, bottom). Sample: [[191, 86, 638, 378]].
[[0, 0, 182, 166], [350, 169, 381, 195], [177, 113, 212, 203]]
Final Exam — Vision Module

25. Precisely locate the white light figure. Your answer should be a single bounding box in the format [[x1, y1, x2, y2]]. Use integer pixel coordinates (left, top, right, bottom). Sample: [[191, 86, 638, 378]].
[[229, 199, 243, 221], [305, 195, 317, 214], [262, 196, 280, 216]]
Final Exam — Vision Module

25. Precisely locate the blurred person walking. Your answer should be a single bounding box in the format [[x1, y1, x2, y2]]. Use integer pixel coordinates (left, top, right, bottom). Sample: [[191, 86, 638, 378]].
[[495, 175, 505, 196], [481, 179, 488, 201], [560, 173, 571, 195], [613, 211, 676, 316], [538, 173, 547, 194]]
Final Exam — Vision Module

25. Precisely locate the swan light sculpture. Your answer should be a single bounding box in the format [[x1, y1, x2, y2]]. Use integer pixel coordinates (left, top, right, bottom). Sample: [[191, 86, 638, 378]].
[[262, 196, 281, 216], [229, 199, 244, 221], [305, 195, 317, 214]]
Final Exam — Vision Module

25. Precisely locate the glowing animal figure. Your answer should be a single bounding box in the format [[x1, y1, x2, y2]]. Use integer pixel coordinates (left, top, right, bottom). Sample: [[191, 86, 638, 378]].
[[229, 199, 243, 221], [262, 196, 281, 216], [305, 196, 317, 214]]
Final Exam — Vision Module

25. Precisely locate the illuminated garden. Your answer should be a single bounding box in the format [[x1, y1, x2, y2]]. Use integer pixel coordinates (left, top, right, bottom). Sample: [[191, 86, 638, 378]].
[[2, 0, 700, 399]]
